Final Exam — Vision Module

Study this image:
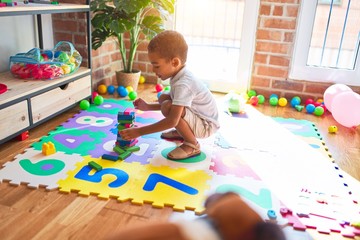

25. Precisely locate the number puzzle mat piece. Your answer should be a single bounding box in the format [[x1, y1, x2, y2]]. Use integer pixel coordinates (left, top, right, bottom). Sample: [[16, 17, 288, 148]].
[[57, 156, 211, 214], [0, 148, 83, 190]]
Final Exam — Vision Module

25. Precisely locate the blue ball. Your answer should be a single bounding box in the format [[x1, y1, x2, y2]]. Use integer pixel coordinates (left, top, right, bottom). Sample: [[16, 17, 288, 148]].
[[118, 88, 128, 97], [290, 97, 301, 108], [306, 103, 316, 113], [269, 94, 278, 99], [107, 85, 115, 94], [157, 91, 163, 99]]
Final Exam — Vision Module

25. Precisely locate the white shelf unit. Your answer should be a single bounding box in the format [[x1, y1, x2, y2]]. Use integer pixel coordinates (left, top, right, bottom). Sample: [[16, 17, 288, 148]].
[[0, 3, 92, 144]]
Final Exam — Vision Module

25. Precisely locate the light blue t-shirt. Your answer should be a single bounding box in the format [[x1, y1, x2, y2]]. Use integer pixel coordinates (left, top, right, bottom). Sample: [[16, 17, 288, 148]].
[[170, 66, 220, 129]]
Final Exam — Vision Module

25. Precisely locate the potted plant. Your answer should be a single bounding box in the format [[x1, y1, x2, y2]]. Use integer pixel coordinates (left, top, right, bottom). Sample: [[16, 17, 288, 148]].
[[91, 0, 175, 90]]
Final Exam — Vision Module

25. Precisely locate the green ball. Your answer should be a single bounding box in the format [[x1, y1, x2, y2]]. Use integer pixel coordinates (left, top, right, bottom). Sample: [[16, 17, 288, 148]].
[[79, 99, 90, 110], [93, 95, 104, 105], [247, 89, 257, 98], [164, 86, 171, 92], [128, 91, 137, 101], [314, 106, 324, 116], [269, 97, 278, 106], [257, 95, 265, 104]]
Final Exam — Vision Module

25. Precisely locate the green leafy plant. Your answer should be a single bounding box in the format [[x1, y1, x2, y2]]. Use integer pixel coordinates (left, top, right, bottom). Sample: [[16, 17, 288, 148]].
[[91, 0, 175, 73]]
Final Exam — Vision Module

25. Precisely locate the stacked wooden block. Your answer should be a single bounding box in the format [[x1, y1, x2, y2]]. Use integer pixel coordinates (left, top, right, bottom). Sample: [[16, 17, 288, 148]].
[[101, 109, 140, 162]]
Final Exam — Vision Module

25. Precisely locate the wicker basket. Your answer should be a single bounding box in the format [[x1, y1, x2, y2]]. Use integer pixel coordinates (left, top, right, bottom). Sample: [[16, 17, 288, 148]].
[[116, 70, 141, 91]]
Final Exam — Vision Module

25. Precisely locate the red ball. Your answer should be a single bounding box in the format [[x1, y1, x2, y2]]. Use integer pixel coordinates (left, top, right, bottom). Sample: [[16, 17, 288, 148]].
[[155, 84, 164, 93], [305, 98, 315, 106], [249, 96, 259, 106], [92, 91, 99, 100], [321, 104, 327, 112], [313, 102, 322, 107]]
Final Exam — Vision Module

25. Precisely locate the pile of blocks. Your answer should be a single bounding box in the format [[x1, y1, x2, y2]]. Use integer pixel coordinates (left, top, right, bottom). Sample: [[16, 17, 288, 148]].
[[101, 109, 140, 162]]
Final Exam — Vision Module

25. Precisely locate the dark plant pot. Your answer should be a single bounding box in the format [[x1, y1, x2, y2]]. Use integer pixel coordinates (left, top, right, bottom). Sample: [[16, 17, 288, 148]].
[[116, 70, 141, 91]]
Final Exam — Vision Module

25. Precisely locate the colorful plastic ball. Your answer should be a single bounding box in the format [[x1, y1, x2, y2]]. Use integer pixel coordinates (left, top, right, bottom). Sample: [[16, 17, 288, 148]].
[[305, 98, 315, 106], [97, 84, 107, 94], [305, 104, 315, 113], [107, 85, 115, 94], [247, 89, 257, 98], [269, 97, 278, 106], [269, 94, 278, 99], [61, 64, 71, 74], [57, 52, 70, 63], [249, 96, 259, 106], [92, 91, 99, 101], [290, 97, 301, 108], [313, 102, 322, 107], [126, 86, 134, 92], [328, 125, 338, 133], [257, 95, 265, 104], [94, 95, 104, 105], [321, 104, 327, 112], [139, 75, 146, 84], [164, 86, 171, 92], [118, 87, 129, 97], [157, 91, 163, 99], [313, 106, 325, 116], [155, 83, 164, 93], [79, 99, 90, 110], [278, 97, 288, 107], [316, 98, 324, 104], [128, 91, 137, 100]]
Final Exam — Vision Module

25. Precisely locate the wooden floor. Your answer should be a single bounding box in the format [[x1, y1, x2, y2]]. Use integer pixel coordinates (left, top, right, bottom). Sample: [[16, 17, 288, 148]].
[[0, 83, 359, 240]]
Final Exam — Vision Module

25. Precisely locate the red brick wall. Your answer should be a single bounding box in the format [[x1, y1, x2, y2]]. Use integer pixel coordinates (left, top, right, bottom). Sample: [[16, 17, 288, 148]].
[[53, 0, 360, 97]]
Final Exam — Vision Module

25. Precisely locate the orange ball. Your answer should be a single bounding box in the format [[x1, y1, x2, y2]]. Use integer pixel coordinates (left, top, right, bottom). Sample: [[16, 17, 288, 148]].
[[97, 84, 107, 94]]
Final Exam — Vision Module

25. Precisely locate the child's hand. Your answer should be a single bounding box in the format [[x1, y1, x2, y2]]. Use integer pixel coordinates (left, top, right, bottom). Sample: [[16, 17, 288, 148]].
[[133, 98, 148, 110], [120, 128, 141, 140]]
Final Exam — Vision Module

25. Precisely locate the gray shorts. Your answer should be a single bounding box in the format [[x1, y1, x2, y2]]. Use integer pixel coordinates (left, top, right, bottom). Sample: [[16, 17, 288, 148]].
[[183, 108, 218, 138]]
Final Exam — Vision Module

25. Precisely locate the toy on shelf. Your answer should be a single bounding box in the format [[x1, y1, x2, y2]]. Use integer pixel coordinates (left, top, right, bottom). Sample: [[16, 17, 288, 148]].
[[0, 83, 7, 94], [9, 41, 82, 80]]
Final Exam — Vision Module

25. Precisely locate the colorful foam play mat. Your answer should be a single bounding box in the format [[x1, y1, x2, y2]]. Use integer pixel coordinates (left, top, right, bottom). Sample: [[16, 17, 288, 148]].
[[0, 99, 359, 239]]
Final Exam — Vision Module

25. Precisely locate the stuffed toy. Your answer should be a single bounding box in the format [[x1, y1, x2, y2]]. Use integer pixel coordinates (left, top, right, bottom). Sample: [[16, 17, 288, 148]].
[[106, 192, 286, 240]]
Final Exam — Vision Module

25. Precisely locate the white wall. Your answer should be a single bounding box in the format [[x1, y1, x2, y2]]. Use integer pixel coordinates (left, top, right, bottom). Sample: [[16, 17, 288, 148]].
[[0, 15, 53, 72]]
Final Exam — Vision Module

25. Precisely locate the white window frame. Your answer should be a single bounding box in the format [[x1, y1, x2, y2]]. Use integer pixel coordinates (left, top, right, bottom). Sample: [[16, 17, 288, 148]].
[[290, 0, 360, 86]]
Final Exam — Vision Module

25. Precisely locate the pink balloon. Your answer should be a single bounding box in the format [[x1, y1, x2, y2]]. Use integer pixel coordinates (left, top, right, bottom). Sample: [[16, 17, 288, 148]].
[[331, 91, 360, 128], [323, 84, 352, 112]]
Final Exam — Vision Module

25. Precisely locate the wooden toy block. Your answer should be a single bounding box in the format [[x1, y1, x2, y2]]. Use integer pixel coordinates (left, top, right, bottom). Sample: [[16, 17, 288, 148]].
[[101, 154, 118, 161], [118, 151, 131, 160], [125, 145, 140, 152], [113, 145, 125, 154], [42, 142, 56, 155], [88, 161, 102, 171]]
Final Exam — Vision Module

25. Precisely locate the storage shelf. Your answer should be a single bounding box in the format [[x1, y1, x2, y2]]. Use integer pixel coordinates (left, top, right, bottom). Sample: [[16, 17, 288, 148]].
[[0, 3, 89, 17], [0, 67, 91, 106]]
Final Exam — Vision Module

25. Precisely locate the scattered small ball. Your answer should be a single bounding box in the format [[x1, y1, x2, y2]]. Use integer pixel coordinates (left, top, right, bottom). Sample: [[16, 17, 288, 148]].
[[128, 91, 137, 100], [313, 106, 324, 116], [79, 99, 90, 110], [155, 83, 164, 93], [316, 98, 324, 104], [278, 97, 288, 107], [305, 98, 315, 106], [93, 95, 104, 105], [164, 86, 171, 92], [97, 84, 107, 94], [269, 97, 278, 106], [247, 89, 257, 98], [328, 125, 338, 133], [118, 87, 129, 97], [92, 91, 99, 101], [269, 94, 278, 99], [107, 85, 115, 94], [249, 96, 259, 106], [290, 97, 301, 108], [139, 75, 146, 84], [306, 104, 316, 113], [126, 86, 134, 92], [257, 95, 265, 104]]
